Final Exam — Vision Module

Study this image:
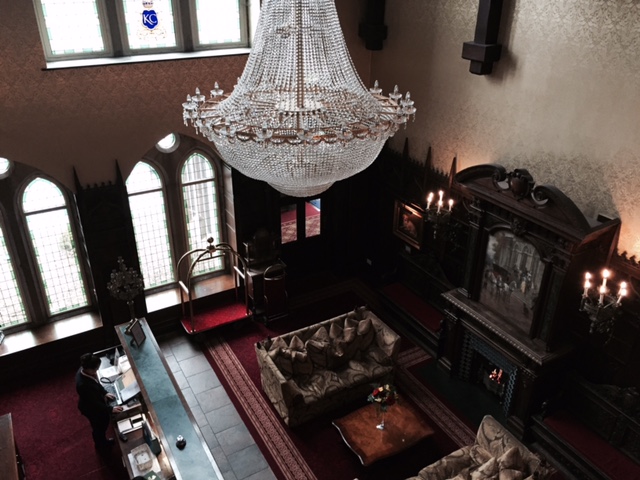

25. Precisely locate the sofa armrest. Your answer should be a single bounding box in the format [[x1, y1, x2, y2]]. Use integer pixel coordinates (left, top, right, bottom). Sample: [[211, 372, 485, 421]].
[[255, 343, 304, 408], [371, 315, 401, 362], [476, 415, 541, 474]]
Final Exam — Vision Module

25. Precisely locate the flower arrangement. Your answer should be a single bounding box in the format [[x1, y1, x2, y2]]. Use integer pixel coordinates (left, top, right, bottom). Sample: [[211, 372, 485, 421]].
[[367, 383, 399, 412], [106, 257, 144, 303]]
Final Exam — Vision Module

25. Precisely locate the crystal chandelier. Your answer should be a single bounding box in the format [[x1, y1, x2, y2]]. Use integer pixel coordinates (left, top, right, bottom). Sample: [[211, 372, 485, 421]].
[[182, 0, 416, 197]]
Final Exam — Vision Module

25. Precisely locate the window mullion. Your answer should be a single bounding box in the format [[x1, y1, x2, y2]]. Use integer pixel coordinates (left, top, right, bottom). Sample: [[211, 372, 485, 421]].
[[103, 0, 125, 56], [179, 0, 195, 52]]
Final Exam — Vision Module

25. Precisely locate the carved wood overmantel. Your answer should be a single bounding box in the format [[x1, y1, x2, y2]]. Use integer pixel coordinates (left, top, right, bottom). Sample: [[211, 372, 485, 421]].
[[439, 164, 622, 437]]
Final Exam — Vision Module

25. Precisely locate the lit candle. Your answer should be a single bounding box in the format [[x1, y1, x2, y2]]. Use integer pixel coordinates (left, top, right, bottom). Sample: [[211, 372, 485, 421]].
[[602, 269, 610, 289], [583, 272, 592, 297], [599, 285, 606, 305], [427, 192, 434, 210], [438, 190, 444, 203], [617, 281, 628, 305], [448, 199, 454, 211], [437, 200, 443, 214]]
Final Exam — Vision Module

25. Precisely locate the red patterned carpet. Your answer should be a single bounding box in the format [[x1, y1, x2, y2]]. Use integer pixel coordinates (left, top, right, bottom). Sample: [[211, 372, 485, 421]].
[[203, 288, 475, 480], [0, 368, 128, 480]]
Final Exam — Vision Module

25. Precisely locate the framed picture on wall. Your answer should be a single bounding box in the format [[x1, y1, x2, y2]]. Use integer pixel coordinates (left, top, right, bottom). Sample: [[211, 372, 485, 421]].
[[393, 200, 424, 249]]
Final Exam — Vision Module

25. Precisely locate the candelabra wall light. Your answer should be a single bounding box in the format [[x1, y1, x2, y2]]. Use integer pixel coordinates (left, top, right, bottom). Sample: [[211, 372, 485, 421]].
[[425, 190, 454, 238], [579, 269, 627, 337]]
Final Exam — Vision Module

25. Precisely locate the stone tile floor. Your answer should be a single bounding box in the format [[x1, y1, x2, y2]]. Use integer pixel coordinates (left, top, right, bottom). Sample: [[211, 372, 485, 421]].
[[158, 331, 277, 480]]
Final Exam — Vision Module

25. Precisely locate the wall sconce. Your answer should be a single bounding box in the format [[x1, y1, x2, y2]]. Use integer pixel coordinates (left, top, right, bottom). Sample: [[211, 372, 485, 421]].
[[425, 190, 454, 238], [580, 269, 627, 336]]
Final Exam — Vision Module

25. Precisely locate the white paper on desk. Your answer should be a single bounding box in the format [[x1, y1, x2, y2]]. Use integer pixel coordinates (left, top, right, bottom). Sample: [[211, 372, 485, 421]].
[[118, 355, 131, 373], [117, 414, 144, 434], [127, 453, 162, 478], [99, 365, 120, 382]]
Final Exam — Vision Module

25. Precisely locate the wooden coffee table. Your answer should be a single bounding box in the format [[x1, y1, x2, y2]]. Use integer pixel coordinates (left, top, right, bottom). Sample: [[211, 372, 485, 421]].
[[332, 399, 435, 466]]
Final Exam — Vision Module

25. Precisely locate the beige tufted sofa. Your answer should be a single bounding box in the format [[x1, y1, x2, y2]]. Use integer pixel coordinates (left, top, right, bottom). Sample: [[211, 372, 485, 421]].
[[406, 415, 551, 480], [255, 306, 401, 427]]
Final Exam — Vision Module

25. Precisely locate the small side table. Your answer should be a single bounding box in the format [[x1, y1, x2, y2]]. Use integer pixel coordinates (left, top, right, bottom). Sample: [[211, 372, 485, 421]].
[[332, 399, 435, 466]]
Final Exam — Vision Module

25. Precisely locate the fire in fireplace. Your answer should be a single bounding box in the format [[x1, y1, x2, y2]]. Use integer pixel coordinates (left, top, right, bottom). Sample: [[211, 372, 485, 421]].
[[483, 366, 507, 398], [460, 333, 518, 416]]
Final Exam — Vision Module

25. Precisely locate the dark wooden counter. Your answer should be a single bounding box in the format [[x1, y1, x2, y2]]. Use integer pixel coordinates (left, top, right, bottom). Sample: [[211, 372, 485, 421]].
[[0, 413, 22, 480]]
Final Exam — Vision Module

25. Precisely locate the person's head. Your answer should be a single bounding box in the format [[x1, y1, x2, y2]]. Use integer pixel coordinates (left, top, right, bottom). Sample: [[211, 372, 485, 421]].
[[80, 353, 101, 373]]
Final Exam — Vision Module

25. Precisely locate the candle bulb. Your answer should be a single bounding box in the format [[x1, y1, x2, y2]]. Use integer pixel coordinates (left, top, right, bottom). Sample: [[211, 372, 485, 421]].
[[617, 281, 628, 305], [582, 272, 592, 297], [438, 190, 444, 203], [602, 269, 610, 289], [437, 200, 443, 214], [427, 192, 434, 210], [448, 199, 454, 211], [599, 285, 606, 306]]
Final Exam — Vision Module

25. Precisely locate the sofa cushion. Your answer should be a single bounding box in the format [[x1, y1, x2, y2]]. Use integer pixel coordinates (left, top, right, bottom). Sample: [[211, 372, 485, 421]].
[[344, 316, 359, 330], [498, 469, 523, 480], [357, 317, 375, 350], [267, 336, 288, 357], [469, 445, 492, 466], [267, 337, 293, 376], [286, 335, 313, 377], [329, 322, 343, 340], [497, 447, 524, 472], [471, 457, 498, 479], [274, 350, 294, 377], [289, 334, 305, 352], [306, 327, 330, 368]]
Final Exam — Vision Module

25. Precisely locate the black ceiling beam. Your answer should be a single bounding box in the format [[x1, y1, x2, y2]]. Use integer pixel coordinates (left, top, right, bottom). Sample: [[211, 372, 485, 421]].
[[359, 0, 388, 51], [462, 0, 504, 75]]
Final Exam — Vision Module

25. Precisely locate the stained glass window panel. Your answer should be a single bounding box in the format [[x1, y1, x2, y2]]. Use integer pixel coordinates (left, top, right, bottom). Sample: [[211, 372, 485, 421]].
[[181, 154, 222, 276], [0, 224, 28, 328], [194, 0, 242, 45], [127, 162, 174, 288], [39, 0, 106, 56], [0, 158, 10, 177], [23, 177, 66, 212], [22, 178, 89, 315], [122, 0, 177, 50]]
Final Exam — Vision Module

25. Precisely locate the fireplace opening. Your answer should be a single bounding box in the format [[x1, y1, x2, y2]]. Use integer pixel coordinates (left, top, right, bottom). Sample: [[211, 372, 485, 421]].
[[459, 333, 518, 417], [472, 354, 509, 402]]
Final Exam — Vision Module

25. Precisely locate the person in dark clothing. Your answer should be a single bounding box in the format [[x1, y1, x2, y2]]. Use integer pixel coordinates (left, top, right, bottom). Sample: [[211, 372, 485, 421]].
[[76, 353, 123, 448]]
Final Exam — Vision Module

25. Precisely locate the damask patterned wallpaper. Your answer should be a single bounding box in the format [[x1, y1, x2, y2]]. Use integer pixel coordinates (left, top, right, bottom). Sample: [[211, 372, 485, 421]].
[[0, 0, 366, 191], [374, 0, 640, 257], [1, 0, 639, 256]]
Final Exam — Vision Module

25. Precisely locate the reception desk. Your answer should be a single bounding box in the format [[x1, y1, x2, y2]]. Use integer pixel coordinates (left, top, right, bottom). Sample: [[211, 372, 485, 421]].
[[115, 319, 222, 480], [0, 413, 24, 480]]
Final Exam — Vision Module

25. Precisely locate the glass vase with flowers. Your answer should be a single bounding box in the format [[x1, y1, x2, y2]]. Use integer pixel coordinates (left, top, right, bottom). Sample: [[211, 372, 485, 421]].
[[367, 383, 399, 430]]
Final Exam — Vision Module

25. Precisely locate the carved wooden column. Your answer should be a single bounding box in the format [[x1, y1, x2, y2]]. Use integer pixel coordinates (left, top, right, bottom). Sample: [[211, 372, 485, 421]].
[[74, 163, 145, 345]]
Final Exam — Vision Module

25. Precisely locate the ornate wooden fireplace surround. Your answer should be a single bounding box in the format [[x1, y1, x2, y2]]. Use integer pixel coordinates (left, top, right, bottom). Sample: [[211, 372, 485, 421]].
[[429, 165, 640, 478]]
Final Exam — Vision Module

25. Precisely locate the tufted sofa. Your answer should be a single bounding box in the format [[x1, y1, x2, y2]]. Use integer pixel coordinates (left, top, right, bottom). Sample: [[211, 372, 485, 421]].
[[406, 415, 551, 480], [255, 306, 401, 427]]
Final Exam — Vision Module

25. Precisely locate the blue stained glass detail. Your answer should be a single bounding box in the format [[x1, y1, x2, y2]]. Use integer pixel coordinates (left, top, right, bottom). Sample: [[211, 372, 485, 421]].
[[142, 9, 158, 30]]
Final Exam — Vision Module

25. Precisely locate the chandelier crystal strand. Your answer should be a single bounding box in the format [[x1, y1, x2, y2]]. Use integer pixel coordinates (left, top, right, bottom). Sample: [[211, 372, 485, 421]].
[[182, 0, 416, 197]]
